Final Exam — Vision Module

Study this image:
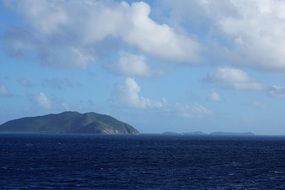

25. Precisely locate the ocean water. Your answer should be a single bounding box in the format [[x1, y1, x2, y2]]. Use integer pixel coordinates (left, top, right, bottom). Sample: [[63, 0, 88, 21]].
[[0, 134, 284, 189]]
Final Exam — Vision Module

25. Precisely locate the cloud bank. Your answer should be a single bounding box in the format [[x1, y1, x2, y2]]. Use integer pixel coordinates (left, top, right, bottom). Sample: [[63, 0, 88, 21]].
[[3, 0, 285, 73]]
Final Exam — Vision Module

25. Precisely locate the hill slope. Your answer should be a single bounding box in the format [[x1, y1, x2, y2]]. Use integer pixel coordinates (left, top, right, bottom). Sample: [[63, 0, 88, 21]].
[[0, 111, 139, 135]]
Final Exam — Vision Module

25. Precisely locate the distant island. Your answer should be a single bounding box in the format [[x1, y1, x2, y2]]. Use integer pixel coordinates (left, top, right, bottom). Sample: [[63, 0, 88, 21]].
[[162, 131, 255, 136], [209, 132, 255, 136], [0, 111, 139, 135]]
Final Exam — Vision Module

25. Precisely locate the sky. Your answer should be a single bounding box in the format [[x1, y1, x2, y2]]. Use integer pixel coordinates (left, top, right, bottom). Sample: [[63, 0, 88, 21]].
[[1, 0, 285, 135]]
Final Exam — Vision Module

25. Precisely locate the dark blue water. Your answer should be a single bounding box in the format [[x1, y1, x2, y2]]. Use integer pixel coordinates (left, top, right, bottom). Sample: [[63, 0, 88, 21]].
[[0, 134, 284, 189]]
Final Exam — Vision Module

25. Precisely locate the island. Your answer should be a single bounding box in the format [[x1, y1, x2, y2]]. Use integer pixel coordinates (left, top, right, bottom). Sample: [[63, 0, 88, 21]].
[[209, 132, 255, 136], [0, 111, 139, 135], [161, 131, 255, 136]]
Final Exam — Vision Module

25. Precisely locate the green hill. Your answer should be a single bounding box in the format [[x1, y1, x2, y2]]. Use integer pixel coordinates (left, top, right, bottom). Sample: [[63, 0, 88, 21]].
[[0, 111, 139, 135]]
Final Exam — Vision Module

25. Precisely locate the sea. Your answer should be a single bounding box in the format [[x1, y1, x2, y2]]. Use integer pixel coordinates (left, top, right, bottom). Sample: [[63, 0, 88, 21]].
[[0, 134, 284, 189]]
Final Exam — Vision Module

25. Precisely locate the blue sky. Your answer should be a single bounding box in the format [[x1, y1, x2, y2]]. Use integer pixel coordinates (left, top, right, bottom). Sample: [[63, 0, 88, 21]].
[[1, 0, 285, 135]]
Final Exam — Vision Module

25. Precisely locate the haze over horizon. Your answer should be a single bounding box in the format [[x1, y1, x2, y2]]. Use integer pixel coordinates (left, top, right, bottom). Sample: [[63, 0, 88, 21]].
[[1, 0, 285, 135]]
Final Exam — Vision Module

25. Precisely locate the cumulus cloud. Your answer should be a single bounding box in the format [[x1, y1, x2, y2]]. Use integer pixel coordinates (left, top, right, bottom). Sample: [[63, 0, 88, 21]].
[[206, 67, 285, 97], [162, 0, 285, 71], [35, 92, 51, 109], [121, 2, 200, 62], [0, 84, 11, 97], [113, 77, 165, 109], [111, 77, 209, 117], [206, 67, 265, 91], [3, 0, 200, 68], [108, 53, 160, 77], [208, 91, 221, 102]]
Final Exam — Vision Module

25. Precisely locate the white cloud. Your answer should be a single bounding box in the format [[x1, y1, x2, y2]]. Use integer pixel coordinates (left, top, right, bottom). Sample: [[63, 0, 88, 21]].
[[34, 92, 72, 111], [109, 53, 160, 77], [121, 2, 200, 62], [39, 46, 94, 68], [35, 92, 51, 109], [111, 77, 210, 117], [209, 91, 221, 102], [162, 0, 285, 71], [4, 0, 201, 68], [5, 0, 68, 35], [216, 0, 285, 71], [113, 77, 165, 109], [0, 84, 11, 97], [207, 67, 265, 91], [206, 67, 285, 97]]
